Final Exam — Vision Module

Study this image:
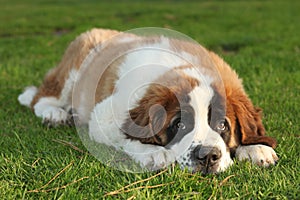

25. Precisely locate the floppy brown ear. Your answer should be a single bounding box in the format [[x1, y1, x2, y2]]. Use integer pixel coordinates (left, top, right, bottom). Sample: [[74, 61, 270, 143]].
[[231, 95, 277, 149], [121, 104, 168, 145]]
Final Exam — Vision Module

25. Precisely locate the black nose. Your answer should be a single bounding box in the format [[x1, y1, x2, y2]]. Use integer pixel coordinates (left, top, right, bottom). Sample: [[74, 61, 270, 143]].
[[194, 146, 222, 166]]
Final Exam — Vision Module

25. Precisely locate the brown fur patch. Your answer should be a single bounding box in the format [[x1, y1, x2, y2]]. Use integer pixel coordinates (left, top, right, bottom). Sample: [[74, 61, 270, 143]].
[[122, 67, 199, 146]]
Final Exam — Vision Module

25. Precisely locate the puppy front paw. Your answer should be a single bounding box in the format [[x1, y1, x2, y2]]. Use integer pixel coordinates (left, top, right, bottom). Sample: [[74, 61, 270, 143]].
[[236, 144, 278, 167], [42, 107, 69, 127], [131, 146, 175, 171], [148, 149, 175, 171]]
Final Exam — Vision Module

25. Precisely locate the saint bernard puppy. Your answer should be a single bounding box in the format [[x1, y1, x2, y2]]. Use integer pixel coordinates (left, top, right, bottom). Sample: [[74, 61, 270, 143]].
[[18, 28, 278, 174]]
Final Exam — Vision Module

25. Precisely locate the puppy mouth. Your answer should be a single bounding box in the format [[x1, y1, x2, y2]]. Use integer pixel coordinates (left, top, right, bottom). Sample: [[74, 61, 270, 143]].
[[195, 163, 220, 174], [178, 160, 221, 174]]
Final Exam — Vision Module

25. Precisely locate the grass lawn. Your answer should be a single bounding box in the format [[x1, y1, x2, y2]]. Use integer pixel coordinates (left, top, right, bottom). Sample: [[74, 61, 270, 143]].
[[0, 0, 299, 199]]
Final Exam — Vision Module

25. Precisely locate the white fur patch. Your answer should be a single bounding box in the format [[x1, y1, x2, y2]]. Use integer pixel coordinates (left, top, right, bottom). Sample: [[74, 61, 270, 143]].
[[59, 69, 79, 106], [18, 86, 38, 107], [89, 96, 126, 146], [175, 75, 233, 172], [117, 38, 188, 79], [236, 144, 278, 167]]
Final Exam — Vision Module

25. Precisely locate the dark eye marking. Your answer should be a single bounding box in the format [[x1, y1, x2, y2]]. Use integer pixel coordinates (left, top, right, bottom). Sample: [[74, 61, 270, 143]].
[[170, 117, 187, 134], [166, 116, 185, 143], [177, 122, 186, 130], [207, 103, 230, 134], [165, 106, 195, 148], [215, 119, 231, 145]]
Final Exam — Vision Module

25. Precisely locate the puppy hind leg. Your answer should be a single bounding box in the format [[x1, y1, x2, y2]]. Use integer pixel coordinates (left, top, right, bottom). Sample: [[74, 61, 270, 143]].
[[29, 71, 84, 127], [29, 71, 75, 127]]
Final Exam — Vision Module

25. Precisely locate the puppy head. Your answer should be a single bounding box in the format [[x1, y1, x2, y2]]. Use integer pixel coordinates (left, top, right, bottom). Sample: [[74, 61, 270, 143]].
[[121, 67, 233, 174]]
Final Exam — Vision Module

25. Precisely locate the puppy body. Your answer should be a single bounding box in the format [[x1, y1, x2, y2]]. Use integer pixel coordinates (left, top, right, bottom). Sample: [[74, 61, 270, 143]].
[[18, 28, 278, 173]]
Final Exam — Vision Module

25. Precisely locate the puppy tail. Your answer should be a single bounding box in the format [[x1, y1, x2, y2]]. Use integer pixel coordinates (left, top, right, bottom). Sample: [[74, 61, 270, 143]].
[[18, 86, 38, 108]]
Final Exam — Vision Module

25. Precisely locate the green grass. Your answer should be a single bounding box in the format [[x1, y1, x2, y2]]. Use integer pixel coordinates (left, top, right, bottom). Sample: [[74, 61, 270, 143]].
[[0, 0, 299, 199]]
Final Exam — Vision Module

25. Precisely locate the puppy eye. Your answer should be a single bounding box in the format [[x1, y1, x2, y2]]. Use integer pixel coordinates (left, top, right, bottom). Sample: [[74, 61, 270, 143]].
[[176, 121, 186, 130], [217, 122, 226, 131], [216, 120, 228, 132], [172, 118, 186, 131]]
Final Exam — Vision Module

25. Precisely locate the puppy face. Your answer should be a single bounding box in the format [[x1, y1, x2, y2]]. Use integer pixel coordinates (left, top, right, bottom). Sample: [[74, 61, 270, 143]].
[[122, 67, 233, 173]]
